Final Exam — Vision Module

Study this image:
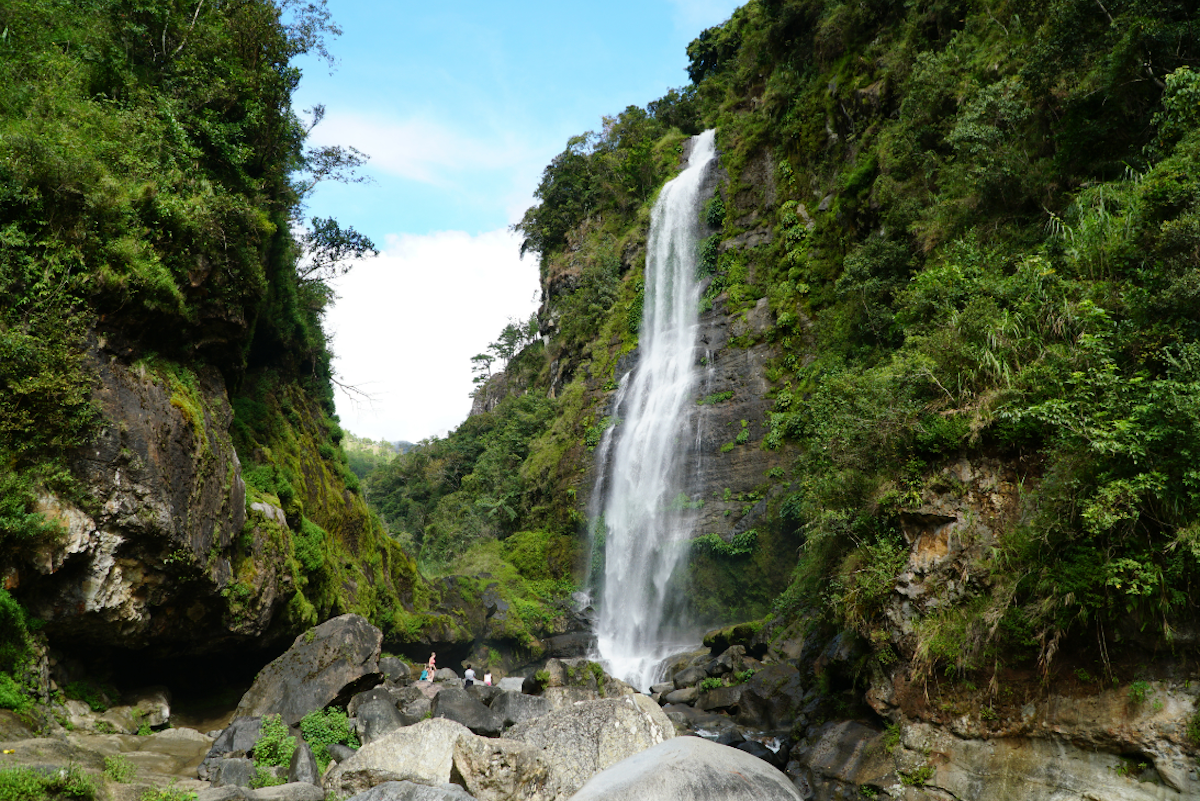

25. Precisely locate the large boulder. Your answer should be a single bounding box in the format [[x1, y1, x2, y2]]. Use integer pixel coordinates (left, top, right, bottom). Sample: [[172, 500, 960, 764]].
[[349, 688, 398, 718], [323, 718, 473, 797], [288, 740, 320, 785], [357, 699, 406, 744], [235, 614, 383, 726], [450, 735, 552, 801], [431, 688, 503, 737], [735, 663, 805, 731], [568, 735, 803, 800], [398, 697, 433, 726], [199, 717, 262, 781], [379, 658, 412, 683], [489, 691, 551, 728], [506, 695, 674, 799], [345, 781, 476, 801]]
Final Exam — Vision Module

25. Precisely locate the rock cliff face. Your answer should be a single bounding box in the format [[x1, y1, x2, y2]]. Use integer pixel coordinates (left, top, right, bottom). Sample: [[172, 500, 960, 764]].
[[14, 349, 287, 655]]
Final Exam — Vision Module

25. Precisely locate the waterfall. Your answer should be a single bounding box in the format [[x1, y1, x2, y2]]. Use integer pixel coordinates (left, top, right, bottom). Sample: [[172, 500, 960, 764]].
[[592, 129, 718, 690]]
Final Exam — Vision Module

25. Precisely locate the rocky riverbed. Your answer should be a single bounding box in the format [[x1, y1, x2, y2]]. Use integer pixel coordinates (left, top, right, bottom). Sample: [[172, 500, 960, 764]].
[[4, 613, 1198, 801]]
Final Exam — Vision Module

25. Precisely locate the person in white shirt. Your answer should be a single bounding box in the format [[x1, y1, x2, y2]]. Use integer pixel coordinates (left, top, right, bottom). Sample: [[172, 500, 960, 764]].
[[464, 664, 476, 688]]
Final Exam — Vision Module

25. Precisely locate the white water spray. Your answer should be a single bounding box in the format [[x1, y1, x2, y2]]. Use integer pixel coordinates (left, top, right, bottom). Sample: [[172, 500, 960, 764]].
[[593, 130, 718, 690]]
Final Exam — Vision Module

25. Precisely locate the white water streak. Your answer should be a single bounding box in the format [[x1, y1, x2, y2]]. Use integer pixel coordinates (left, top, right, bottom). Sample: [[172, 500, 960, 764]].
[[594, 130, 718, 690]]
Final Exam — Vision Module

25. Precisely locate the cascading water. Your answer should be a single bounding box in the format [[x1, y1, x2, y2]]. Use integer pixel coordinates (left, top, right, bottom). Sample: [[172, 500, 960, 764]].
[[592, 129, 718, 690]]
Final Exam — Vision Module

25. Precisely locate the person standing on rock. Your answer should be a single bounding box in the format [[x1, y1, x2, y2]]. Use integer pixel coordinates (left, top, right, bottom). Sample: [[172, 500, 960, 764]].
[[464, 664, 476, 688], [426, 652, 436, 675]]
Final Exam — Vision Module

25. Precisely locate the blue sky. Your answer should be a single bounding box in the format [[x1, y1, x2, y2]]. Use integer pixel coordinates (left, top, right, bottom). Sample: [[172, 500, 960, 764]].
[[300, 0, 744, 443]]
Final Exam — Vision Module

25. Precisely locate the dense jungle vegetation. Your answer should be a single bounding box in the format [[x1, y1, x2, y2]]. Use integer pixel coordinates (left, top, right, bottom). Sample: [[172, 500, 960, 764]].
[[365, 0, 1200, 685], [0, 0, 450, 706], [3, 0, 1199, 713]]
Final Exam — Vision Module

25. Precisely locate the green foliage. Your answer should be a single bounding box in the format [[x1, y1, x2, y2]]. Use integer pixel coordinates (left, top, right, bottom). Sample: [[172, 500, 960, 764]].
[[300, 708, 358, 773], [366, 392, 557, 569], [63, 680, 116, 713], [103, 755, 135, 784], [0, 590, 31, 676], [0, 764, 95, 801], [250, 767, 286, 790], [692, 530, 758, 558], [253, 714, 296, 769], [533, 670, 550, 687], [1127, 681, 1153, 705], [698, 676, 723, 691], [0, 673, 30, 713], [138, 782, 196, 801]]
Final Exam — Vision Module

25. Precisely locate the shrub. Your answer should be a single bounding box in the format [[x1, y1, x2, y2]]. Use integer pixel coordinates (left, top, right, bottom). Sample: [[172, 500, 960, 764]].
[[0, 764, 96, 801], [103, 755, 135, 783], [253, 714, 296, 769], [139, 781, 196, 801], [0, 673, 30, 713], [300, 708, 358, 773]]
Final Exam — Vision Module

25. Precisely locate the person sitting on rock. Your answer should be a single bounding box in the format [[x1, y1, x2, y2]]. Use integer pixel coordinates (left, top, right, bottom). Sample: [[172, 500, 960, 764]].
[[464, 663, 476, 688]]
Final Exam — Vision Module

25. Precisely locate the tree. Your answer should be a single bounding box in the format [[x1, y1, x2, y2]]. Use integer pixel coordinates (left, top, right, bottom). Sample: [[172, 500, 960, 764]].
[[297, 217, 377, 284]]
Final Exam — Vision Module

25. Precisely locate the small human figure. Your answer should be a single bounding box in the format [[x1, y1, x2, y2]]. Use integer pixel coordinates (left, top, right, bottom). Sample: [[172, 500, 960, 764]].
[[426, 652, 436, 675], [483, 672, 493, 687], [419, 665, 429, 681], [464, 663, 476, 688]]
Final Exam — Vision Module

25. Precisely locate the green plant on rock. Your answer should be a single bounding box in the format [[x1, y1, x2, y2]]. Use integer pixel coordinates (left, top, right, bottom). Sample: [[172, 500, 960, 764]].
[[698, 676, 723, 692], [0, 764, 96, 801], [63, 680, 116, 713], [139, 780, 197, 801], [1128, 681, 1153, 705], [253, 714, 296, 770], [103, 755, 136, 783], [300, 708, 358, 773]]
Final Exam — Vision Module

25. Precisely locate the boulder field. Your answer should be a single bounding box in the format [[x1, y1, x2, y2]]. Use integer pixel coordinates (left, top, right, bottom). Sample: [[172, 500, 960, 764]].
[[5, 612, 1197, 800], [0, 614, 798, 801]]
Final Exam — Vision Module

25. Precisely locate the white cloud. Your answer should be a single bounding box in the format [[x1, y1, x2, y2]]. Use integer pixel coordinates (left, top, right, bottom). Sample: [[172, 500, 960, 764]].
[[309, 110, 531, 186], [325, 227, 541, 443]]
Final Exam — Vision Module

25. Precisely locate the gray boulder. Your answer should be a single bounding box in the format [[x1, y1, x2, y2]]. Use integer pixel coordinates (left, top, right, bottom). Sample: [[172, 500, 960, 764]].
[[379, 658, 411, 683], [735, 663, 804, 731], [696, 684, 744, 714], [236, 614, 384, 726], [210, 757, 256, 788], [495, 677, 524, 692], [349, 688, 398, 718], [199, 717, 263, 780], [398, 697, 432, 726], [433, 668, 459, 683], [489, 691, 551, 728], [451, 735, 552, 801], [214, 717, 265, 754], [251, 783, 326, 801], [431, 688, 503, 737], [345, 781, 476, 801], [358, 698, 406, 744], [673, 666, 708, 689], [568, 736, 803, 801], [328, 743, 359, 763], [323, 718, 473, 796], [289, 740, 320, 785], [663, 687, 699, 705], [465, 684, 501, 706], [506, 695, 674, 798]]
